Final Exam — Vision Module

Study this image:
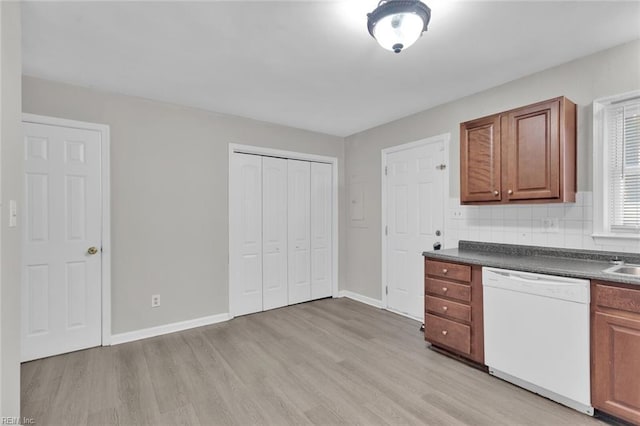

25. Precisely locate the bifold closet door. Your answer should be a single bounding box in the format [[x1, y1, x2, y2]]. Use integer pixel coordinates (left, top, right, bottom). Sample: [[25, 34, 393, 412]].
[[262, 157, 288, 310], [288, 160, 312, 304], [311, 162, 332, 299], [230, 153, 263, 317]]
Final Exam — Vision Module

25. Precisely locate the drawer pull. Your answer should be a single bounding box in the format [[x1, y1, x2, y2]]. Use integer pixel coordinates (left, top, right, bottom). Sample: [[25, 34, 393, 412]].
[[442, 287, 448, 292], [493, 190, 499, 196], [442, 330, 448, 336], [442, 268, 448, 274], [442, 306, 448, 311]]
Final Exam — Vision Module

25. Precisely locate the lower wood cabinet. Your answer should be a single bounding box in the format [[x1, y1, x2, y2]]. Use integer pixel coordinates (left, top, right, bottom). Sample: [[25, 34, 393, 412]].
[[592, 281, 640, 424], [424, 259, 484, 364]]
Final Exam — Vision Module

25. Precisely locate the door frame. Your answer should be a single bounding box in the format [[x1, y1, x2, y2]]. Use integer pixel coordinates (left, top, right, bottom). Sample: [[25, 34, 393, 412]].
[[228, 143, 339, 318], [22, 113, 112, 346], [380, 134, 450, 316]]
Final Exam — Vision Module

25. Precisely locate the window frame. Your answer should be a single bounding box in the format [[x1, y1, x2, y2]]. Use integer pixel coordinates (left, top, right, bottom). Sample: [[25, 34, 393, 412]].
[[592, 90, 640, 244]]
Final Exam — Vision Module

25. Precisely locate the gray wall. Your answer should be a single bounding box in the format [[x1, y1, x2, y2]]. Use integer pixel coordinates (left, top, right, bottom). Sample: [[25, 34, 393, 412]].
[[0, 1, 22, 418], [22, 76, 346, 334], [344, 40, 640, 301]]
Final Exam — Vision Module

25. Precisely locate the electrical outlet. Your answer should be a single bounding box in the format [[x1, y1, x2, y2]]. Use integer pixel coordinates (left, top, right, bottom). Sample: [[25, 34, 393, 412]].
[[451, 209, 466, 219], [151, 294, 161, 308], [543, 217, 560, 233]]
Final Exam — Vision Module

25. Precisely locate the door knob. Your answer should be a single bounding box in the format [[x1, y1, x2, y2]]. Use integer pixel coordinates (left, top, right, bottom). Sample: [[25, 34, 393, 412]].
[[87, 246, 98, 255], [508, 189, 513, 195], [493, 190, 499, 196]]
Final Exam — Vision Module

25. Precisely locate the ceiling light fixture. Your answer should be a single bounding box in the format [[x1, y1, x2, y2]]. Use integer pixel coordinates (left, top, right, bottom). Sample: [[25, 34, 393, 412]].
[[367, 0, 431, 54]]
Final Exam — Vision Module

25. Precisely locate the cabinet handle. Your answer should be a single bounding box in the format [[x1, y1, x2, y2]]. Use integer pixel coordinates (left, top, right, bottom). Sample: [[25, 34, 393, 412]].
[[442, 268, 448, 274], [493, 190, 499, 196], [442, 330, 448, 336], [442, 287, 448, 292], [442, 306, 448, 311], [508, 189, 513, 195]]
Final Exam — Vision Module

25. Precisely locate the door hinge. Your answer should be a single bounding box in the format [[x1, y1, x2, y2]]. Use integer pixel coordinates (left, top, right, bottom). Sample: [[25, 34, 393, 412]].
[[385, 225, 388, 236], [436, 164, 447, 170], [384, 166, 388, 176], [386, 286, 388, 295]]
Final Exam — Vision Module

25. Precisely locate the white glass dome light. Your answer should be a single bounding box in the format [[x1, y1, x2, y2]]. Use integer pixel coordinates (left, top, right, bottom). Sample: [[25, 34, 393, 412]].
[[367, 0, 431, 54]]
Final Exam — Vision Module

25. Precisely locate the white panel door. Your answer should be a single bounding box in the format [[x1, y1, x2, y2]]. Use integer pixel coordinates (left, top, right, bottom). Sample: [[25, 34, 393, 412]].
[[22, 122, 102, 361], [287, 160, 311, 305], [386, 141, 445, 319], [310, 162, 332, 300], [230, 153, 263, 316], [262, 157, 288, 310]]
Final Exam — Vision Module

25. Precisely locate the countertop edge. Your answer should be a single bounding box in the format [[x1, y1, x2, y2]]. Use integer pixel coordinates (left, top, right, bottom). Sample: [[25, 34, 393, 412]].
[[423, 250, 640, 287]]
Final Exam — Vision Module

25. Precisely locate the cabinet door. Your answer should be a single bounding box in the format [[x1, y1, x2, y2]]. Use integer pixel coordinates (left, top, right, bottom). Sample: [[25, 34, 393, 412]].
[[505, 99, 560, 200], [460, 115, 501, 203], [288, 160, 311, 305], [592, 311, 640, 424]]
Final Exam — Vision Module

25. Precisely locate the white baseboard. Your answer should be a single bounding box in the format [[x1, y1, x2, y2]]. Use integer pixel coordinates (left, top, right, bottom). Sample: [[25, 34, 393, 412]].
[[110, 312, 231, 345], [385, 307, 422, 322], [338, 290, 383, 308]]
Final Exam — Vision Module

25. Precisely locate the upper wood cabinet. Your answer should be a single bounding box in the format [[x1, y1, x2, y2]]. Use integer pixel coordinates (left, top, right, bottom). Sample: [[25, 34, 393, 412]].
[[460, 114, 502, 202], [460, 97, 576, 204]]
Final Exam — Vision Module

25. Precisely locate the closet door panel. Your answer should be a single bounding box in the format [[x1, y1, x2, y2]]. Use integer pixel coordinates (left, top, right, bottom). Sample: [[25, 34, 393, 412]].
[[262, 157, 288, 310], [311, 162, 332, 300], [230, 153, 263, 316], [288, 160, 311, 304]]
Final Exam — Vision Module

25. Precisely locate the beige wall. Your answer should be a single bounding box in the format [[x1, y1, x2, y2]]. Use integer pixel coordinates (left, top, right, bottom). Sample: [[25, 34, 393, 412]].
[[0, 1, 22, 418], [344, 40, 640, 300], [22, 76, 346, 334]]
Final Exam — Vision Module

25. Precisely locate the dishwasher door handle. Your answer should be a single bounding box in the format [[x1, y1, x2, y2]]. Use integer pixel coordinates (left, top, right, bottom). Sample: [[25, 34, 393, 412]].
[[506, 273, 581, 286]]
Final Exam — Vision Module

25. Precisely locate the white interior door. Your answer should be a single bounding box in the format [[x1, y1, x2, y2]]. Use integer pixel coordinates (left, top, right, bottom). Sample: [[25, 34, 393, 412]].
[[288, 159, 311, 304], [385, 140, 445, 319], [262, 157, 288, 310], [230, 153, 263, 316], [22, 122, 102, 361], [311, 162, 332, 300]]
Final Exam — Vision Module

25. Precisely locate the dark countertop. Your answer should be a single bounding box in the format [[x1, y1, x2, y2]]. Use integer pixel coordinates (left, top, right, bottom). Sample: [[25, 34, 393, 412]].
[[423, 241, 640, 287]]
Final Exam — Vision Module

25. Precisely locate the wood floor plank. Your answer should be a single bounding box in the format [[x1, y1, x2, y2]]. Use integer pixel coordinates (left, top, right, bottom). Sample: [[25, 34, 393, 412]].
[[21, 298, 608, 425]]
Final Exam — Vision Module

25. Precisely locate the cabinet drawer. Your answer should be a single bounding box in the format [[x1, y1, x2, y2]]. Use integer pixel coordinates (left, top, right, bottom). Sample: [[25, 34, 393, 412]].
[[426, 260, 471, 282], [426, 296, 471, 322], [425, 314, 471, 355], [425, 278, 471, 302], [594, 283, 640, 314]]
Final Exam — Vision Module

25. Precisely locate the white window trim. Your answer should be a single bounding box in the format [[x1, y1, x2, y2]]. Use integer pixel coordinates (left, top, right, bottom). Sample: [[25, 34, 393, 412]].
[[592, 90, 640, 245]]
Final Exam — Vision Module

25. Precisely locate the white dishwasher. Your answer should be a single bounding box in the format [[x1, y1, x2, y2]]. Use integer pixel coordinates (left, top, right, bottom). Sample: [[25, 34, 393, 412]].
[[482, 267, 593, 415]]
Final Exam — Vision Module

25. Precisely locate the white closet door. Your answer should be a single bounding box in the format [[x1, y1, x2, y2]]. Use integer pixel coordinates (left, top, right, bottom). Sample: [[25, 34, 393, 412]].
[[230, 153, 263, 316], [262, 157, 288, 310], [311, 162, 332, 300], [287, 159, 311, 304]]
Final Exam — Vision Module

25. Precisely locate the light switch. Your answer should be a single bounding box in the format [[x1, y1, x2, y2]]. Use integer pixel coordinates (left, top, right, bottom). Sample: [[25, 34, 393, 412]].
[[9, 200, 17, 227]]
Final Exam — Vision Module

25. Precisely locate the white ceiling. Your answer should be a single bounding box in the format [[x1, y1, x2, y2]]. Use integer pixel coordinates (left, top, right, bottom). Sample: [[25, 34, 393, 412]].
[[22, 1, 640, 137]]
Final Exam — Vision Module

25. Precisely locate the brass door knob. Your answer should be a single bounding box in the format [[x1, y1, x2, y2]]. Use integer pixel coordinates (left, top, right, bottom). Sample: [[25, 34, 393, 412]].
[[493, 190, 499, 196], [87, 246, 98, 255], [508, 189, 513, 195]]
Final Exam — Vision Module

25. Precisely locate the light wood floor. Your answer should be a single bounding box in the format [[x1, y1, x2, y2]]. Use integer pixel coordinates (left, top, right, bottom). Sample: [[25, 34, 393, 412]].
[[22, 298, 605, 425]]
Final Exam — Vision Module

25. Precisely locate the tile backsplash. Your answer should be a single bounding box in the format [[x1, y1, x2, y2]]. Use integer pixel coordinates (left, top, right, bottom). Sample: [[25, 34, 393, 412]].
[[444, 192, 639, 253]]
